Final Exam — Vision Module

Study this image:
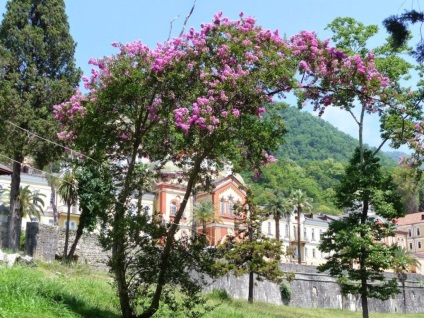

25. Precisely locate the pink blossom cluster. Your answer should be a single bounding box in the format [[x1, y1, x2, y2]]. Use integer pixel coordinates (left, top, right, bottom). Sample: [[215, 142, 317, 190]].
[[289, 31, 390, 114]]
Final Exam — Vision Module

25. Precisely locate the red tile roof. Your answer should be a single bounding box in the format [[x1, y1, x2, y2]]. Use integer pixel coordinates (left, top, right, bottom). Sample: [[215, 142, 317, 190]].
[[395, 212, 424, 226]]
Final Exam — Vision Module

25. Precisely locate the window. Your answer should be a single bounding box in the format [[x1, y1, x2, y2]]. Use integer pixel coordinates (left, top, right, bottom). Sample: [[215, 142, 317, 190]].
[[170, 202, 177, 216], [303, 227, 307, 240], [312, 228, 315, 241], [228, 198, 234, 216], [268, 221, 272, 235], [319, 229, 322, 240], [312, 249, 316, 258], [419, 242, 422, 249], [408, 229, 412, 237], [418, 228, 421, 236], [285, 224, 288, 237], [410, 242, 413, 250], [293, 226, 296, 239], [64, 220, 76, 230], [48, 219, 54, 225], [72, 204, 77, 214], [220, 199, 225, 216], [305, 248, 308, 258]]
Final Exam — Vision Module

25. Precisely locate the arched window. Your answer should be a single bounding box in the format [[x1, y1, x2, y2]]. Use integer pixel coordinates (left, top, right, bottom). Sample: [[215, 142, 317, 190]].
[[220, 199, 225, 216], [303, 227, 307, 240], [228, 197, 234, 216], [285, 224, 288, 237]]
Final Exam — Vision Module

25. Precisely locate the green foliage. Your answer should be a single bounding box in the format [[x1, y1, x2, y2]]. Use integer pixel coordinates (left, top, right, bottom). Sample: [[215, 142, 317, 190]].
[[0, 185, 46, 220], [0, 0, 80, 251], [75, 163, 115, 233], [0, 0, 80, 165], [279, 282, 291, 302], [318, 148, 405, 307], [216, 188, 284, 303], [193, 201, 219, 235]]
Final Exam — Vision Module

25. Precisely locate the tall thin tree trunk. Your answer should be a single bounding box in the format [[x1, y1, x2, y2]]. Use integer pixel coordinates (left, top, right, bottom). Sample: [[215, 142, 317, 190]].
[[297, 208, 301, 264], [62, 205, 71, 263], [67, 221, 83, 260], [361, 280, 369, 318], [360, 199, 369, 318], [191, 190, 197, 240], [248, 270, 254, 304], [202, 220, 206, 235], [7, 151, 23, 251], [141, 156, 204, 318], [275, 216, 280, 241], [51, 188, 58, 226]]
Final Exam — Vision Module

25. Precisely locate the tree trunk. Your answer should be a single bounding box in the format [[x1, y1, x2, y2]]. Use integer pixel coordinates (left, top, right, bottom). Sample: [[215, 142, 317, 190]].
[[141, 156, 204, 318], [360, 199, 369, 318], [202, 220, 206, 235], [7, 151, 24, 251], [275, 216, 280, 241], [191, 190, 197, 240], [62, 205, 71, 263], [51, 188, 58, 226], [248, 270, 254, 304], [297, 208, 301, 264], [67, 221, 84, 260], [361, 280, 369, 318]]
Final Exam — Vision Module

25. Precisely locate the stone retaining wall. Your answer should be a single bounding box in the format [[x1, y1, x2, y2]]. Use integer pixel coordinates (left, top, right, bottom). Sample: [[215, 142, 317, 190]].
[[27, 222, 110, 270], [26, 222, 424, 314], [204, 263, 424, 314]]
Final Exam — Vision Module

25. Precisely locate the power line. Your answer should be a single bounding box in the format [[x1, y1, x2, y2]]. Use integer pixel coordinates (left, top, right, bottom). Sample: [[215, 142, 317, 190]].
[[3, 119, 101, 165]]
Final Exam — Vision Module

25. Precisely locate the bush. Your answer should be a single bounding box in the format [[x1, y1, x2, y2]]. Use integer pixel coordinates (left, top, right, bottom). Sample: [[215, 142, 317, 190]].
[[209, 288, 232, 302], [280, 282, 291, 303]]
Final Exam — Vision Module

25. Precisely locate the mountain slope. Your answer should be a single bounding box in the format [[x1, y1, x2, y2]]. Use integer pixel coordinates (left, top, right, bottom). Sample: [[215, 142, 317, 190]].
[[276, 106, 402, 166]]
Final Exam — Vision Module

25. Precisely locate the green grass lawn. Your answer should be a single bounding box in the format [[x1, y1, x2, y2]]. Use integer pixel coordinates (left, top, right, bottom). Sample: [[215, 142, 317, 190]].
[[0, 261, 423, 318]]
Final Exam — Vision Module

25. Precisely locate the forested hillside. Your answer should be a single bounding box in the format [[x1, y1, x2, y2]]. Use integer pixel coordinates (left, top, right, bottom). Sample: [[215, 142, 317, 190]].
[[276, 106, 401, 166], [244, 105, 414, 215]]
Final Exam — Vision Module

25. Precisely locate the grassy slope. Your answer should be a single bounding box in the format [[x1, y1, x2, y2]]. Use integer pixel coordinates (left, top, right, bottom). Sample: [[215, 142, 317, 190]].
[[0, 262, 423, 318]]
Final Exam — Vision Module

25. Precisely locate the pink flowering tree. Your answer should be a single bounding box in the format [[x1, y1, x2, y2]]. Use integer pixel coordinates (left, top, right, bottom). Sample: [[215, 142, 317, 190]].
[[54, 13, 412, 318]]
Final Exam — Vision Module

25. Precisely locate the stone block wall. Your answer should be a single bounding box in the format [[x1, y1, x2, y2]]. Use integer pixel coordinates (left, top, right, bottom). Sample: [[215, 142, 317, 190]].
[[204, 263, 424, 314], [27, 222, 424, 314], [28, 223, 110, 270]]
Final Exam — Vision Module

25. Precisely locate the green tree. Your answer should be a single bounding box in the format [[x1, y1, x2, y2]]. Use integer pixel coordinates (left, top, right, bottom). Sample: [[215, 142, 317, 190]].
[[0, 185, 45, 221], [57, 171, 78, 263], [0, 0, 80, 251], [216, 188, 284, 304], [265, 191, 292, 241], [318, 148, 405, 318], [67, 163, 114, 260], [289, 189, 312, 264], [192, 201, 217, 236]]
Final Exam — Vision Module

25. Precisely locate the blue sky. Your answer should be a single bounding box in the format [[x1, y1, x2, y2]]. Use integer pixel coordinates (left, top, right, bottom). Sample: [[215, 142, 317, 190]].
[[0, 0, 420, 152]]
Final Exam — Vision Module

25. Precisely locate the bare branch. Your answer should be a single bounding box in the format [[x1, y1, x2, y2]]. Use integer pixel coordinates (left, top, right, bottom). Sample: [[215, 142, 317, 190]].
[[167, 15, 180, 41], [179, 0, 197, 37]]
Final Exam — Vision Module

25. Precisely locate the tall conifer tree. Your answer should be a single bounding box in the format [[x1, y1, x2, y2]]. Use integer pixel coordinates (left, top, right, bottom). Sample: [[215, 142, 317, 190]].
[[0, 0, 80, 250]]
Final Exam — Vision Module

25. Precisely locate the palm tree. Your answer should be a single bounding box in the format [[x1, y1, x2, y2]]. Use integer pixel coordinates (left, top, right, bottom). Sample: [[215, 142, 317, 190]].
[[57, 171, 78, 262], [265, 192, 292, 241], [290, 189, 312, 264], [192, 201, 217, 238], [1, 185, 46, 221]]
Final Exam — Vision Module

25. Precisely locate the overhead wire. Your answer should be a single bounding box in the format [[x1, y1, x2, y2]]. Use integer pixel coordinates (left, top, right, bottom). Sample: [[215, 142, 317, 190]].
[[3, 119, 101, 165]]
